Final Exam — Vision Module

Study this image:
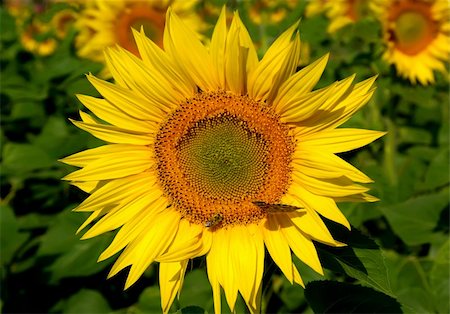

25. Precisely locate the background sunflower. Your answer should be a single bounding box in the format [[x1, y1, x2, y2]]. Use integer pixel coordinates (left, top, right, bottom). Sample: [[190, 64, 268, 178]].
[[1, 1, 449, 313]]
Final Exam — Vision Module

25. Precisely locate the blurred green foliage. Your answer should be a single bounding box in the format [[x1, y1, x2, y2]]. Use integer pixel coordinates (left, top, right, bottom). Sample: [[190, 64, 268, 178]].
[[1, 0, 449, 313]]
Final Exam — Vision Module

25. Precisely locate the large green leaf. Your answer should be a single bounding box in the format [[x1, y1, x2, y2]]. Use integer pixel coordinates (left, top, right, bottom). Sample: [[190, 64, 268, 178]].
[[380, 190, 449, 246], [304, 281, 402, 313], [317, 222, 393, 296]]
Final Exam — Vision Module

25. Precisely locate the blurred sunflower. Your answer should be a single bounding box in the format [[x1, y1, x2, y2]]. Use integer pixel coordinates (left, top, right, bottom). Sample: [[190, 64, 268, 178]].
[[379, 0, 450, 85], [20, 20, 58, 56], [247, 0, 298, 25], [305, 0, 328, 17], [61, 8, 383, 314], [51, 8, 77, 39], [75, 0, 203, 71], [325, 0, 378, 32]]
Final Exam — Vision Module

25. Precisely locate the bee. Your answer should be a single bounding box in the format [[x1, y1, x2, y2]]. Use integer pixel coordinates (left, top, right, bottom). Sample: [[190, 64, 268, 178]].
[[253, 201, 303, 213], [205, 213, 223, 228]]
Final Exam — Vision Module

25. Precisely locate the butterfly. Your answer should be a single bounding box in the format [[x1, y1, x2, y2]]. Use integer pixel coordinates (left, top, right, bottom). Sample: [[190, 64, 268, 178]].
[[205, 213, 223, 228], [253, 201, 304, 213]]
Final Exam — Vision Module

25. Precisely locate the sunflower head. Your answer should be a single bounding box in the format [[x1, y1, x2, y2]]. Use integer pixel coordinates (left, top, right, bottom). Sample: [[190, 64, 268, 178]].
[[62, 7, 384, 314], [380, 0, 450, 84]]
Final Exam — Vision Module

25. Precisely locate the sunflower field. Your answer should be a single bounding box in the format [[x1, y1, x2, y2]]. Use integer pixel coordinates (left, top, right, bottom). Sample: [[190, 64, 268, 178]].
[[1, 1, 449, 313]]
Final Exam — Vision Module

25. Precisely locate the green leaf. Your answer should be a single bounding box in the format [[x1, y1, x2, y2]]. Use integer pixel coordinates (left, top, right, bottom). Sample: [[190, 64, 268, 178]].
[[10, 102, 46, 120], [136, 286, 162, 314], [62, 289, 111, 314], [0, 205, 28, 266], [429, 239, 450, 314], [47, 235, 112, 283], [304, 281, 402, 313], [384, 250, 436, 313], [380, 190, 449, 246], [317, 222, 393, 296], [423, 148, 449, 191], [178, 269, 213, 311], [37, 209, 87, 256], [2, 143, 55, 175], [31, 116, 90, 159]]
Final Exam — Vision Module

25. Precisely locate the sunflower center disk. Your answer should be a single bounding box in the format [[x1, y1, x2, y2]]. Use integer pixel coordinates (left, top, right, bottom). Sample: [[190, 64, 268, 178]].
[[391, 5, 437, 55], [178, 115, 268, 200], [155, 91, 294, 227]]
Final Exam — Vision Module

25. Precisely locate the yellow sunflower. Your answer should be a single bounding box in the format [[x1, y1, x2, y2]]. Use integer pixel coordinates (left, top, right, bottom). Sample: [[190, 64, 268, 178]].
[[20, 20, 58, 56], [379, 0, 450, 85], [247, 0, 298, 25], [305, 0, 328, 17], [61, 8, 384, 314], [325, 0, 378, 33], [75, 0, 203, 68]]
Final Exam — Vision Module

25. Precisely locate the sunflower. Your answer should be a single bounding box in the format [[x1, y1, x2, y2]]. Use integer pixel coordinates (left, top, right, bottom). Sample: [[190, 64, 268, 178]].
[[379, 0, 450, 85], [20, 20, 58, 56], [75, 0, 203, 69], [247, 0, 298, 25], [61, 8, 384, 314], [325, 0, 378, 33]]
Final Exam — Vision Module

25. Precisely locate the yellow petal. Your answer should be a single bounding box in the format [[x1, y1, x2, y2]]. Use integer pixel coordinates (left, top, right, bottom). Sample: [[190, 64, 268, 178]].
[[300, 129, 386, 153], [74, 172, 158, 212], [280, 215, 324, 275], [76, 95, 156, 133], [292, 149, 373, 183], [157, 219, 204, 262], [262, 217, 294, 283], [292, 171, 369, 197], [81, 188, 163, 239], [70, 119, 154, 145], [60, 144, 148, 168], [87, 75, 166, 121], [104, 47, 179, 111], [207, 229, 238, 311], [274, 54, 329, 114], [109, 209, 180, 289], [70, 180, 100, 193], [247, 21, 300, 101], [289, 185, 350, 230], [210, 6, 228, 88], [159, 260, 188, 314], [98, 197, 169, 262], [132, 28, 196, 99], [164, 9, 219, 91], [62, 148, 154, 181]]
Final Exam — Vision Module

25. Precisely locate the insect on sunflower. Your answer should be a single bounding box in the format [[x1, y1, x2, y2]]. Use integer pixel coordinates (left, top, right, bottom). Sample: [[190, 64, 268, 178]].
[[61, 7, 384, 314]]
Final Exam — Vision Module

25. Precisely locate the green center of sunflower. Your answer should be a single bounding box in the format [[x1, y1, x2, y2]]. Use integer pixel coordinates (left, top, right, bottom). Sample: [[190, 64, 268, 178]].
[[155, 91, 294, 228], [395, 11, 427, 44], [389, 3, 437, 55], [178, 114, 268, 200]]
